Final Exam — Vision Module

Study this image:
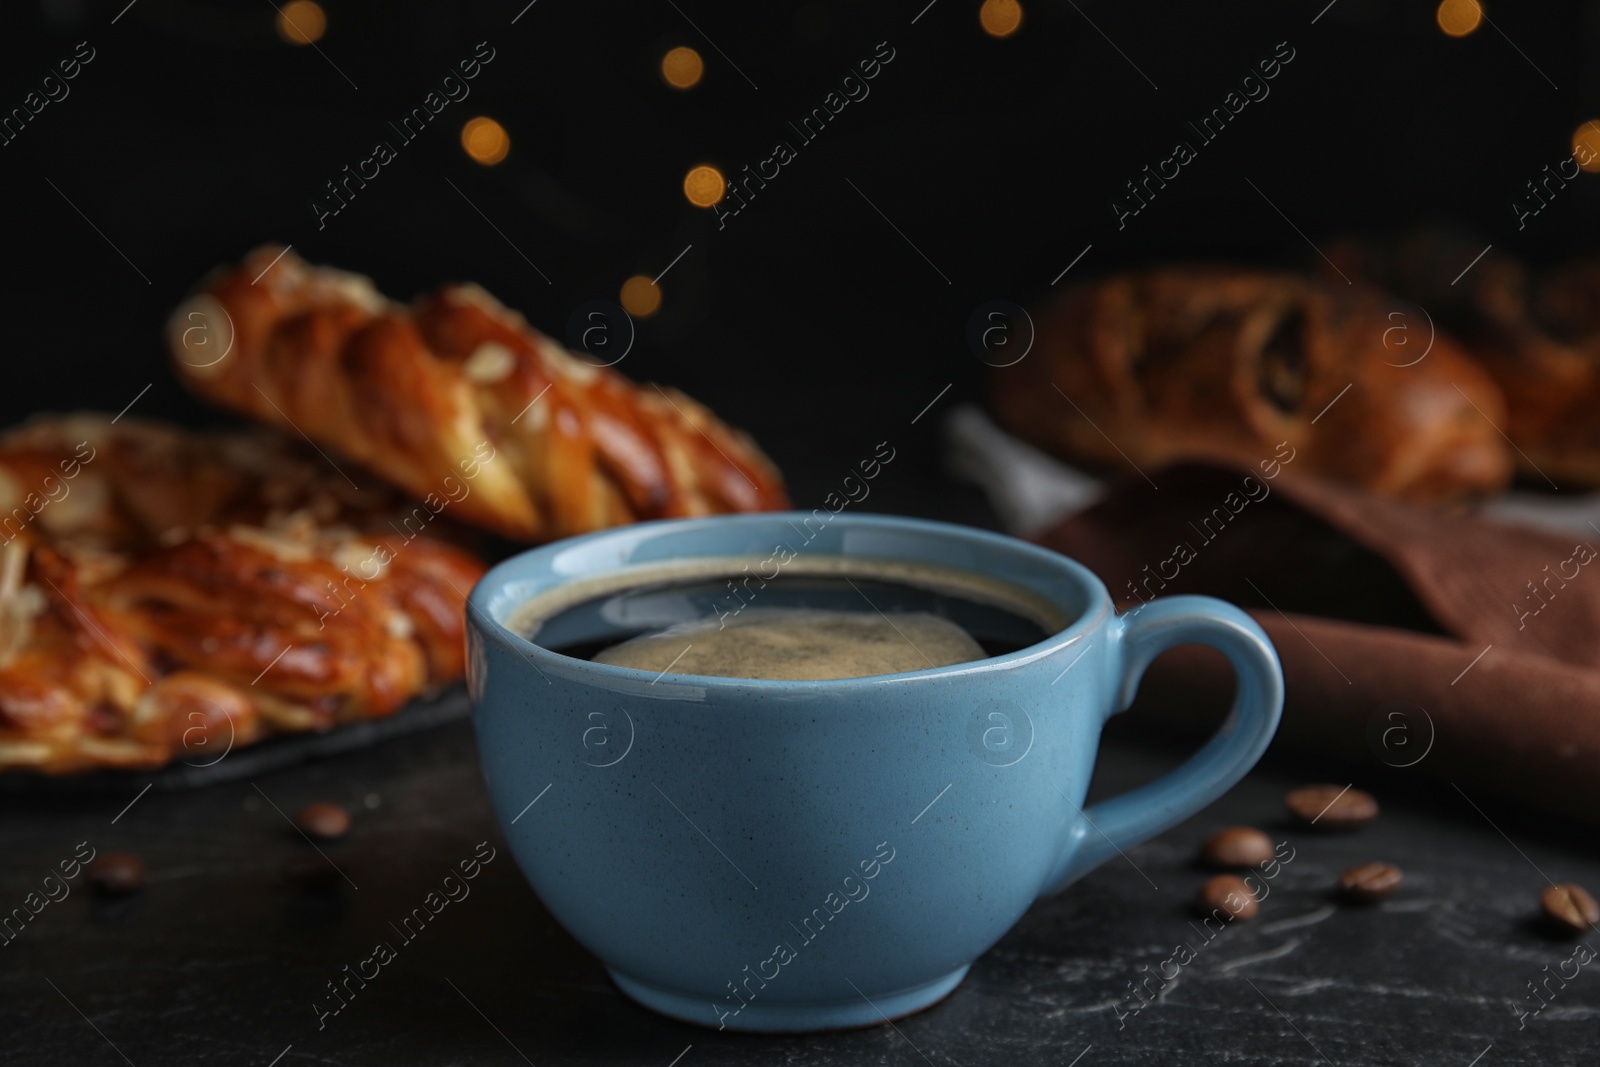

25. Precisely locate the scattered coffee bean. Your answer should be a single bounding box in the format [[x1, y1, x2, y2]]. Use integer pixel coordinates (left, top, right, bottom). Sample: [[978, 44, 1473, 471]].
[[294, 802, 351, 841], [1195, 875, 1259, 920], [281, 853, 341, 889], [87, 852, 146, 895], [1541, 883, 1599, 935], [1339, 861, 1403, 903], [1201, 826, 1276, 869], [1285, 784, 1378, 829]]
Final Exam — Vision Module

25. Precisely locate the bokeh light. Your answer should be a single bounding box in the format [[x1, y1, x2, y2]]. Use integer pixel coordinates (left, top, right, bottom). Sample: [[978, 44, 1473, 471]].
[[979, 0, 1023, 38], [620, 275, 663, 318], [275, 0, 327, 46], [1573, 122, 1600, 174], [661, 47, 704, 89], [1436, 0, 1483, 37], [461, 117, 511, 166], [683, 165, 726, 207]]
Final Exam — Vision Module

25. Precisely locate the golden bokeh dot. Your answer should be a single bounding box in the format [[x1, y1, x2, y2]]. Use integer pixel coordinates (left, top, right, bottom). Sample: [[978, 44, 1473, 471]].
[[620, 275, 663, 318], [682, 164, 726, 207], [461, 117, 511, 166], [661, 46, 705, 89], [1573, 122, 1600, 174], [275, 0, 327, 45], [1436, 0, 1483, 37], [979, 0, 1023, 38]]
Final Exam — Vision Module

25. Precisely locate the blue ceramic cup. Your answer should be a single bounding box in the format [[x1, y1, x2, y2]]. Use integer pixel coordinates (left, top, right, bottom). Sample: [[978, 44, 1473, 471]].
[[467, 513, 1282, 1032]]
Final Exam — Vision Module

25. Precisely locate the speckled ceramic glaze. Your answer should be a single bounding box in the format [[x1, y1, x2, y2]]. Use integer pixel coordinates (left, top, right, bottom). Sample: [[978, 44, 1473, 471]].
[[467, 513, 1283, 1032]]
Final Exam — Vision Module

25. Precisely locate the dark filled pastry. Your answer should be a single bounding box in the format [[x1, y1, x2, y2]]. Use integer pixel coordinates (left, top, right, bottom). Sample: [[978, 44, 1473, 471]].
[[167, 246, 789, 542], [990, 267, 1512, 501], [1326, 228, 1600, 487]]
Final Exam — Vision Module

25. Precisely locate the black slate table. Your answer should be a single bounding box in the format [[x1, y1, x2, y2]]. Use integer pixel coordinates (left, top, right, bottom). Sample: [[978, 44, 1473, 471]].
[[4, 487, 1597, 1066], [7, 721, 1598, 1066]]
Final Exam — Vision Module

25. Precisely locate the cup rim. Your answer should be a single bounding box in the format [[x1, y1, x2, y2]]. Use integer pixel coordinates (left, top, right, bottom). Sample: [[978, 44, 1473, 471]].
[[467, 512, 1112, 689]]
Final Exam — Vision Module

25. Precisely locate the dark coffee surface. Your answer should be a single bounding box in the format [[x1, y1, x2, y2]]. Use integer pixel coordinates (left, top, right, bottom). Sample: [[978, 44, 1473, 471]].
[[533, 572, 1054, 665]]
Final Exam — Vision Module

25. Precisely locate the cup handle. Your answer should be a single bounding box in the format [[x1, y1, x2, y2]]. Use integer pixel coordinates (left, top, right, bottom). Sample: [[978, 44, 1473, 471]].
[[1039, 595, 1284, 897]]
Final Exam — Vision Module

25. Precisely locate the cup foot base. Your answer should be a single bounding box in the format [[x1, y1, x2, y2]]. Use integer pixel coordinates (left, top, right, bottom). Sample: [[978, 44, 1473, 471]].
[[607, 965, 971, 1033]]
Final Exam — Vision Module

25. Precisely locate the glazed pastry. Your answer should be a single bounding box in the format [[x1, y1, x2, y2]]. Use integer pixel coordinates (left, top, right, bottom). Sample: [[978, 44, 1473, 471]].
[[167, 246, 789, 542], [0, 416, 484, 774], [0, 412, 404, 552], [1327, 230, 1600, 487], [990, 267, 1512, 501]]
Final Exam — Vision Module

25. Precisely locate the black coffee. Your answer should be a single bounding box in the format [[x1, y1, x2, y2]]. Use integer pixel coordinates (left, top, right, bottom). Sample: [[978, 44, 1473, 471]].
[[521, 569, 1056, 681]]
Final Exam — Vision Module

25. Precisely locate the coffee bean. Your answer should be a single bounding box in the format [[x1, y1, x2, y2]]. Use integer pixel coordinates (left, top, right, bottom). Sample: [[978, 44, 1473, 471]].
[[281, 853, 341, 889], [1339, 861, 1403, 903], [87, 852, 146, 895], [1285, 784, 1378, 829], [1541, 883, 1599, 935], [1201, 826, 1276, 869], [294, 802, 350, 841], [1195, 875, 1259, 920]]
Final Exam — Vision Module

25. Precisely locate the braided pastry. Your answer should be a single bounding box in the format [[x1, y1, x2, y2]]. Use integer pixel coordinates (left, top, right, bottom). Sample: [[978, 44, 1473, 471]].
[[0, 412, 405, 551], [990, 267, 1512, 501], [0, 415, 484, 774], [167, 246, 789, 542]]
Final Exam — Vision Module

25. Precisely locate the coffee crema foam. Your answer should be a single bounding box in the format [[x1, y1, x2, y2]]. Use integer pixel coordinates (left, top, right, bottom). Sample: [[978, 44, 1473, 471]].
[[592, 609, 986, 681]]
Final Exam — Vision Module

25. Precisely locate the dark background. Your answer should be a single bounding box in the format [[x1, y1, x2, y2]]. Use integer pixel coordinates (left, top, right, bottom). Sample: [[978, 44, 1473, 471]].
[[1, 0, 1593, 508]]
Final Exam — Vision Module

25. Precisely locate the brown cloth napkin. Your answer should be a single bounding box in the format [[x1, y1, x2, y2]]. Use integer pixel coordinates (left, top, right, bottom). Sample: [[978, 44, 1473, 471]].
[[1033, 463, 1600, 822]]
